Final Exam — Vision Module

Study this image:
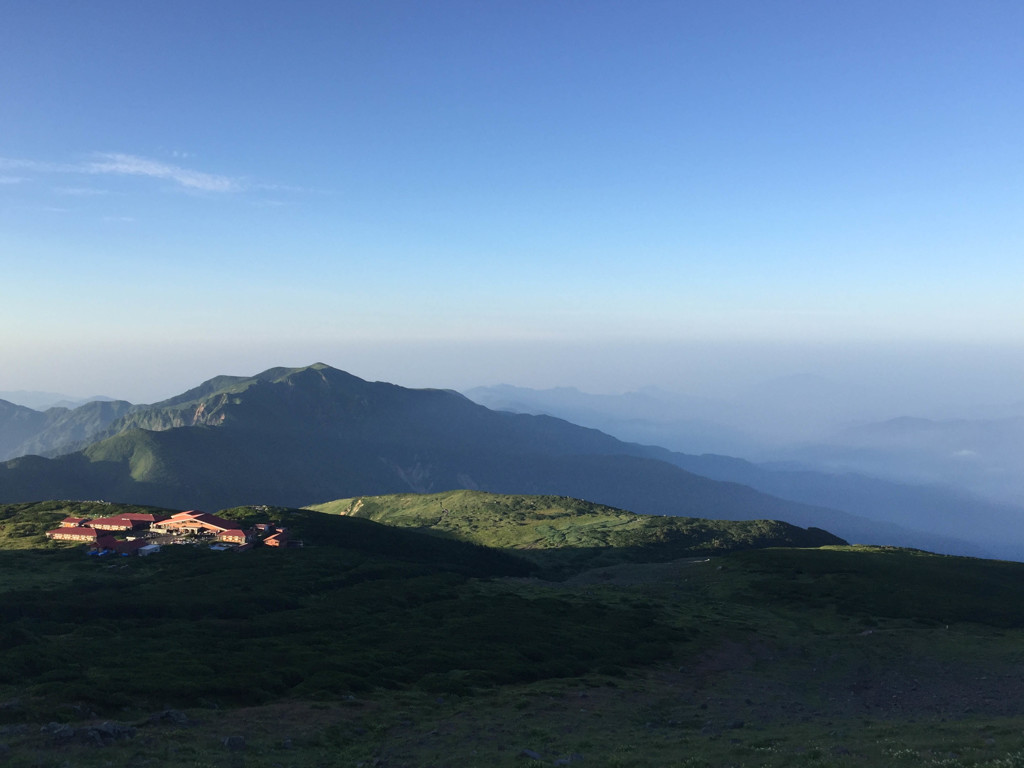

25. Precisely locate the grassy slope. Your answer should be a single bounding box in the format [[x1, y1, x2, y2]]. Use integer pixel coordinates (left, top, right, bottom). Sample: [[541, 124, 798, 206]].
[[0, 504, 677, 721], [309, 489, 845, 571], [4, 539, 1024, 766], [7, 500, 1024, 766]]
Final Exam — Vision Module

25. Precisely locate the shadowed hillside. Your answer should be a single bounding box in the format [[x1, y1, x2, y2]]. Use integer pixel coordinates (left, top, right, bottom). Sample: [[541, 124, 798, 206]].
[[5, 497, 1024, 766]]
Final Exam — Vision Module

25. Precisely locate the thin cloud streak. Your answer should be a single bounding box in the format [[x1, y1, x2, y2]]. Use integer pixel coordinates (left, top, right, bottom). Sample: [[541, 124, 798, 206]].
[[55, 186, 109, 196], [84, 153, 239, 192], [0, 158, 76, 173], [0, 154, 241, 192]]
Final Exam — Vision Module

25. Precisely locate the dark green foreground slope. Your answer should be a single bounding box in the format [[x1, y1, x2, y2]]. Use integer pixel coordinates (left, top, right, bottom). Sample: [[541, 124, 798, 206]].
[[4, 499, 1024, 767]]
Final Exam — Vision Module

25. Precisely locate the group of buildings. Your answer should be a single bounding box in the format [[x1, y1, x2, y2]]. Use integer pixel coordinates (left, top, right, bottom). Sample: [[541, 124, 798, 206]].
[[45, 509, 293, 556]]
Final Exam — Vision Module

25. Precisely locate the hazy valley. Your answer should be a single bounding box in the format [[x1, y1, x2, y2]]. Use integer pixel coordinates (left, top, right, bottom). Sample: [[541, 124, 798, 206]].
[[467, 380, 1024, 561], [2, 363, 1012, 559]]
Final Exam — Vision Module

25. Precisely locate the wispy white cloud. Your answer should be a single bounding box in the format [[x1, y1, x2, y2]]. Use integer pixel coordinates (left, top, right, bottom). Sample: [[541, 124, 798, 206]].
[[0, 153, 241, 193], [55, 186, 109, 196], [12, 205, 70, 213], [253, 182, 305, 193], [0, 158, 73, 173], [251, 199, 296, 208], [0, 176, 27, 184], [84, 153, 239, 192]]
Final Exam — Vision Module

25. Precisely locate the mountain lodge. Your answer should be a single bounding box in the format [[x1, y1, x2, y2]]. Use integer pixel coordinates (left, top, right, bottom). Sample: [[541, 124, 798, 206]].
[[45, 509, 297, 554]]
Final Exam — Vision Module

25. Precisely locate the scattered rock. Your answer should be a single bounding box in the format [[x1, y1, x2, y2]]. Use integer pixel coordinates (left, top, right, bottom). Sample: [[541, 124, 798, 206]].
[[41, 721, 135, 747], [149, 709, 190, 726], [519, 747, 544, 760], [41, 722, 75, 744], [223, 734, 246, 751], [77, 728, 108, 747], [77, 721, 136, 746], [65, 703, 97, 719], [554, 754, 585, 765]]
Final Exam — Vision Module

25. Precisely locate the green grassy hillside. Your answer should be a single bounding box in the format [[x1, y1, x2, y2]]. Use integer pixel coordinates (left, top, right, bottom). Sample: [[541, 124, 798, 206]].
[[4, 494, 1024, 768], [310, 490, 845, 572], [0, 503, 674, 723]]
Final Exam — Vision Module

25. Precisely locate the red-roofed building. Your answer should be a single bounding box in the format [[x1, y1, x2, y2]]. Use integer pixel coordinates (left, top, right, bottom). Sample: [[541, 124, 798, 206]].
[[151, 511, 238, 535], [89, 512, 167, 531], [218, 529, 249, 544], [113, 539, 148, 556], [47, 527, 100, 542], [60, 516, 89, 527], [91, 535, 119, 551], [90, 538, 149, 556], [89, 516, 139, 531], [264, 531, 289, 547], [120, 512, 167, 524]]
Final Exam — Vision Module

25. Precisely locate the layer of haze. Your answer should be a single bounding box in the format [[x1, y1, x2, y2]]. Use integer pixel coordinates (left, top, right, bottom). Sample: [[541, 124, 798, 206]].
[[2, 2, 1022, 419]]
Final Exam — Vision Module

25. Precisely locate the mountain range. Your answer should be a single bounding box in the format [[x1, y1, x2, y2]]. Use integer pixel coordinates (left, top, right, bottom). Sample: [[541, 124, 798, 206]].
[[466, 383, 1024, 560], [0, 398, 135, 460], [465, 381, 1024, 507], [0, 363, 1017, 559]]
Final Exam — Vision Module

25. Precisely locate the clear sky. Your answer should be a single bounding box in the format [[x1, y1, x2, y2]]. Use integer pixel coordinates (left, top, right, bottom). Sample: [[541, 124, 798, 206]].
[[1, 1, 1022, 404]]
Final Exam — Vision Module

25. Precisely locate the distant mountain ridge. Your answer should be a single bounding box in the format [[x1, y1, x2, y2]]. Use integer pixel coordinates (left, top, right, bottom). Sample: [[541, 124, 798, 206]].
[[0, 390, 116, 411], [0, 398, 136, 461], [0, 363, 1012, 559], [465, 383, 1024, 560]]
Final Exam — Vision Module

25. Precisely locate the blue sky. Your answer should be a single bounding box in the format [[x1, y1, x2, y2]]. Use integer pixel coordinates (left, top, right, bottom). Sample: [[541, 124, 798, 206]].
[[1, 1, 1022, 403]]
